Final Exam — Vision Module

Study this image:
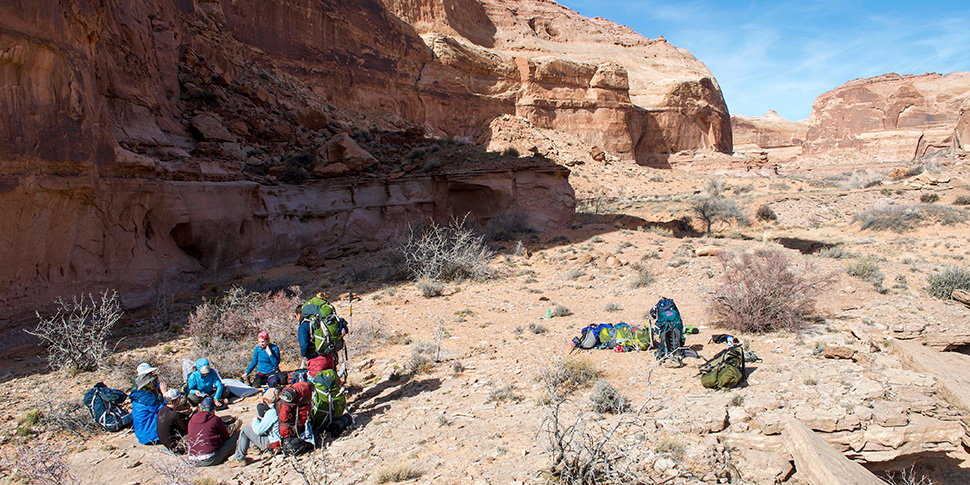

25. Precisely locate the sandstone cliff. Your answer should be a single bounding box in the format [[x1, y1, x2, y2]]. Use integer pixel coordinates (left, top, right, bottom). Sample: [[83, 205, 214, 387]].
[[732, 110, 808, 162], [804, 72, 970, 162], [0, 0, 579, 340], [383, 0, 733, 166]]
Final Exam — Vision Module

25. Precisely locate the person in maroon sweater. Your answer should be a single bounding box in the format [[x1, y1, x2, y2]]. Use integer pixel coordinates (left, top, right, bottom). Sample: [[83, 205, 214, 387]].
[[186, 397, 239, 466]]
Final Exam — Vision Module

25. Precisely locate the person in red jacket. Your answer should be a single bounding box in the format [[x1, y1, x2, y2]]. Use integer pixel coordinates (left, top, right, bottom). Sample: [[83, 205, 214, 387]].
[[186, 397, 239, 467], [276, 382, 313, 442]]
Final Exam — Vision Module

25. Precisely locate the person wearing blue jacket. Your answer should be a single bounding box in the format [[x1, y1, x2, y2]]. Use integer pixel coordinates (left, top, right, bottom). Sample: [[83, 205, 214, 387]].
[[187, 358, 226, 407], [130, 373, 165, 445], [242, 331, 281, 387]]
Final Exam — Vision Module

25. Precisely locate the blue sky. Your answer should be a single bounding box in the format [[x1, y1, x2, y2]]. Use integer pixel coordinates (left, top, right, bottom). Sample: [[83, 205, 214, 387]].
[[556, 1, 970, 121]]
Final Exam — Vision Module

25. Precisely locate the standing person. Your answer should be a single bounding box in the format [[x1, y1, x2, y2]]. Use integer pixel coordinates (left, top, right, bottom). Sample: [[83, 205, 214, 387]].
[[226, 388, 281, 467], [157, 389, 190, 454], [186, 397, 239, 467], [187, 358, 227, 408], [242, 331, 281, 387], [130, 372, 165, 445], [297, 294, 348, 377]]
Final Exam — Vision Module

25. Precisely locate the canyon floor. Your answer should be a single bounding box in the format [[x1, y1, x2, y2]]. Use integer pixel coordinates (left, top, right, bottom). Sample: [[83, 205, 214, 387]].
[[4, 153, 970, 484]]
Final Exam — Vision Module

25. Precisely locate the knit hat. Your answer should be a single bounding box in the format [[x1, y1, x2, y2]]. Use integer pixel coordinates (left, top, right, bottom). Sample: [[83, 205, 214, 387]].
[[136, 362, 157, 376], [201, 396, 215, 410], [196, 358, 210, 375], [267, 374, 281, 388], [257, 331, 270, 340]]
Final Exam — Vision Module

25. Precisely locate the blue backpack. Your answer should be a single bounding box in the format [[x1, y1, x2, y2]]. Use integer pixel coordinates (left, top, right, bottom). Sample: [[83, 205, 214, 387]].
[[83, 382, 131, 432], [650, 298, 685, 361]]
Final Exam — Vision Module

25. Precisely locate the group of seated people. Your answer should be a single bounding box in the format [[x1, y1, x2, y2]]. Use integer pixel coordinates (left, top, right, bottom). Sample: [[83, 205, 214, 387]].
[[128, 329, 351, 467]]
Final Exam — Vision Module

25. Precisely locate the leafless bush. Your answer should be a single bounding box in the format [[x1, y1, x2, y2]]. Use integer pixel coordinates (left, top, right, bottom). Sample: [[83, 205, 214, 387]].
[[756, 203, 777, 221], [42, 399, 98, 438], [485, 208, 533, 241], [883, 465, 935, 485], [920, 193, 940, 203], [837, 170, 884, 189], [400, 217, 492, 282], [853, 204, 967, 232], [188, 286, 303, 361], [147, 452, 196, 485], [1, 441, 76, 485], [690, 195, 748, 235], [487, 384, 523, 403], [27, 290, 123, 373], [709, 249, 835, 333]]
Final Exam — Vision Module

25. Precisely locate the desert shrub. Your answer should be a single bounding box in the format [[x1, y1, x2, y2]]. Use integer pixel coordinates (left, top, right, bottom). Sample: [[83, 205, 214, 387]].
[[817, 245, 851, 259], [837, 170, 884, 189], [630, 267, 653, 289], [501, 147, 520, 157], [376, 462, 420, 483], [405, 349, 433, 375], [853, 204, 967, 232], [756, 203, 777, 221], [883, 465, 935, 485], [890, 165, 924, 180], [42, 399, 98, 438], [604, 302, 621, 312], [400, 218, 492, 282], [953, 194, 970, 206], [416, 278, 444, 298], [1, 441, 76, 484], [920, 193, 940, 203], [846, 256, 886, 290], [645, 226, 674, 237], [485, 208, 533, 241], [589, 379, 630, 414], [709, 249, 834, 333], [488, 384, 523, 403], [551, 305, 572, 317], [27, 290, 122, 373], [529, 322, 547, 335], [537, 358, 601, 401], [566, 269, 585, 280], [655, 436, 686, 460], [926, 265, 970, 300], [187, 286, 261, 348], [690, 194, 748, 235]]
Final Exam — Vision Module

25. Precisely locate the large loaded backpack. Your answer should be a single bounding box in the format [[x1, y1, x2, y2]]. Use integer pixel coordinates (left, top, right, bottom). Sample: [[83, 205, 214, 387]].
[[699, 341, 746, 389], [303, 295, 348, 357], [649, 297, 685, 362], [83, 382, 132, 432], [276, 382, 314, 455], [311, 369, 351, 437]]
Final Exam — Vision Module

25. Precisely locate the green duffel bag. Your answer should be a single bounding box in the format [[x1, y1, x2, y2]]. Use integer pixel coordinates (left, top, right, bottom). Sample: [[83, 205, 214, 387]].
[[699, 346, 745, 389]]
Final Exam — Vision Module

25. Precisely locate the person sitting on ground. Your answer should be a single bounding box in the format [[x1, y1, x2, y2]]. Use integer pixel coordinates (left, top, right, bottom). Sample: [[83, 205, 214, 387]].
[[227, 388, 281, 467], [130, 372, 166, 445], [187, 358, 227, 408], [157, 389, 191, 454], [242, 331, 281, 387], [186, 397, 239, 467], [133, 362, 168, 397]]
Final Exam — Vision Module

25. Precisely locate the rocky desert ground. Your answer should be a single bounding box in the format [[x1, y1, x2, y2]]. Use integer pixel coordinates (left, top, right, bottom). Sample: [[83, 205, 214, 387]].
[[4, 151, 970, 485]]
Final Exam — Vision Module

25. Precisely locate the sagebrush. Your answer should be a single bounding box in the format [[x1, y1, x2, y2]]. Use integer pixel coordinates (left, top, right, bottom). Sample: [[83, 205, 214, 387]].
[[709, 249, 834, 333], [853, 204, 967, 232], [28, 290, 122, 373], [926, 265, 970, 300]]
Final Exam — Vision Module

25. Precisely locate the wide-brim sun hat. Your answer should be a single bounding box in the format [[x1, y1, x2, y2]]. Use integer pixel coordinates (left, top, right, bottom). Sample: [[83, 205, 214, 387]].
[[136, 362, 158, 376]]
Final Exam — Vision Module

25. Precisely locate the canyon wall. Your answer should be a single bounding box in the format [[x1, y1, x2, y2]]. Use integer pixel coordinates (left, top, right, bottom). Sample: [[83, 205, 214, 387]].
[[731, 110, 808, 162], [804, 72, 970, 161]]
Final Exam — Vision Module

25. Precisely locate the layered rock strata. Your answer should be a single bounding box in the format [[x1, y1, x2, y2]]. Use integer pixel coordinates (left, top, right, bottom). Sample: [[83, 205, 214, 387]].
[[731, 110, 808, 162], [804, 72, 970, 161]]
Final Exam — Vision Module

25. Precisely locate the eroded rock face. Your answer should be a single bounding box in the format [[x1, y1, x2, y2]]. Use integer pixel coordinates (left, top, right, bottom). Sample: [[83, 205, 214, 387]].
[[804, 72, 970, 161], [383, 0, 733, 165], [731, 110, 808, 162]]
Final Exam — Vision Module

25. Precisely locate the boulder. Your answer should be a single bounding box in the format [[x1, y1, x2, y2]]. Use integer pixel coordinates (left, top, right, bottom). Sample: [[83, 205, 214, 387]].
[[318, 133, 377, 172], [782, 415, 885, 485], [295, 106, 330, 131], [190, 114, 236, 142], [822, 345, 855, 359]]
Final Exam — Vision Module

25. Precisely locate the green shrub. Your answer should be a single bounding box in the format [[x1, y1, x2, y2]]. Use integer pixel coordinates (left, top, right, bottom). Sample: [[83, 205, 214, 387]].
[[926, 266, 970, 299], [954, 194, 970, 206], [846, 256, 885, 290], [630, 267, 654, 288], [817, 245, 851, 259], [920, 193, 940, 203]]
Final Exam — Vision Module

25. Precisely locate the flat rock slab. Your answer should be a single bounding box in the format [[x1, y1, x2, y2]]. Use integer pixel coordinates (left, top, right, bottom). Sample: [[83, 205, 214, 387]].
[[782, 415, 885, 485], [891, 339, 970, 419]]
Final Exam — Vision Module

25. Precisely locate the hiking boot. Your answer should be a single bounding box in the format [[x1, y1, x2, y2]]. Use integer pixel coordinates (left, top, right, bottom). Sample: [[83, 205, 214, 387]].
[[226, 457, 248, 468], [227, 419, 242, 435]]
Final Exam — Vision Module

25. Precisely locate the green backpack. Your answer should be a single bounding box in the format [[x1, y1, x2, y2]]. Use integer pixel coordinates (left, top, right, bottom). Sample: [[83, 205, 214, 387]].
[[311, 313, 346, 355], [302, 296, 334, 319], [699, 346, 745, 389], [311, 369, 346, 425]]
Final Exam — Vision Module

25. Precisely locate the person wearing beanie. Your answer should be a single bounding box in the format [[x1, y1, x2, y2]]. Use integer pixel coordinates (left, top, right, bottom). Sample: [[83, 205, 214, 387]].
[[186, 397, 238, 466], [242, 331, 281, 387], [187, 358, 227, 407], [157, 388, 190, 454], [227, 388, 281, 467]]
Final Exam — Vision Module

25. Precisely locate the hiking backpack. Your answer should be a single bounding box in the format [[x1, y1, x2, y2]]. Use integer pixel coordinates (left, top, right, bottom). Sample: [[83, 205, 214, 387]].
[[699, 346, 746, 389], [311, 314, 347, 356], [83, 382, 131, 432], [572, 323, 612, 350], [310, 369, 346, 426], [302, 295, 334, 320], [650, 298, 682, 327]]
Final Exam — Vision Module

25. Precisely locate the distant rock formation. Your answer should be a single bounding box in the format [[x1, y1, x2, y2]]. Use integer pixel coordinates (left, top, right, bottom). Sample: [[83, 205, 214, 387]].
[[803, 72, 970, 161], [731, 110, 808, 162]]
